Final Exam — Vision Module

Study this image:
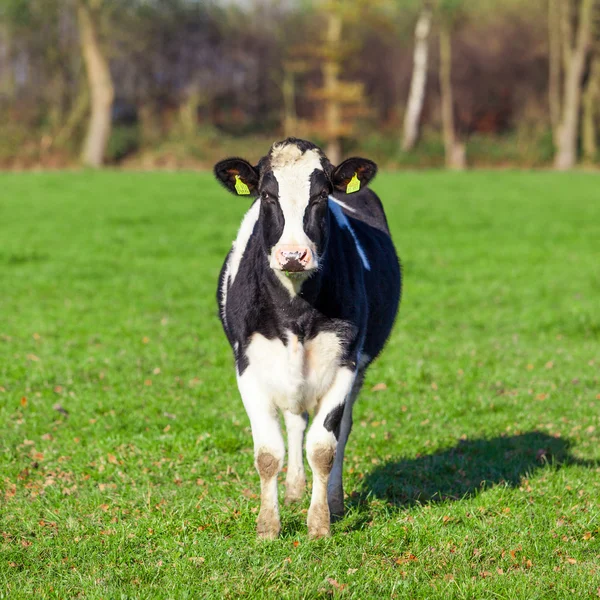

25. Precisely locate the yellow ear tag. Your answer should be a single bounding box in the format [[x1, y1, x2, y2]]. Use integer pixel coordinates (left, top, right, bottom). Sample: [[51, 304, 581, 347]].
[[234, 175, 250, 195], [346, 173, 360, 194]]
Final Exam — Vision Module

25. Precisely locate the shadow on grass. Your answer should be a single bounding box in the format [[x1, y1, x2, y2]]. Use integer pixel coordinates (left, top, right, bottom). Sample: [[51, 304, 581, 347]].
[[358, 431, 597, 508]]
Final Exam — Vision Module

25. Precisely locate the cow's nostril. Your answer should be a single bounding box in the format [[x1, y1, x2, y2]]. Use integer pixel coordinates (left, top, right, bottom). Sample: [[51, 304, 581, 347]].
[[276, 246, 312, 271]]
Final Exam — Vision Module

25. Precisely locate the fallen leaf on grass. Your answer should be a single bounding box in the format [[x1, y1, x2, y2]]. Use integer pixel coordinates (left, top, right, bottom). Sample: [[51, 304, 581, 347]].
[[395, 553, 418, 565], [371, 382, 387, 392], [53, 403, 69, 416], [26, 354, 40, 362], [20, 397, 27, 407], [566, 558, 577, 564], [327, 578, 347, 591]]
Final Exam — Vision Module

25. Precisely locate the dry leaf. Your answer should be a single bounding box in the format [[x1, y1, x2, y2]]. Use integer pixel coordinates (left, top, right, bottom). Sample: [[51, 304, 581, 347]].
[[20, 397, 27, 407], [327, 578, 346, 590], [371, 382, 387, 392]]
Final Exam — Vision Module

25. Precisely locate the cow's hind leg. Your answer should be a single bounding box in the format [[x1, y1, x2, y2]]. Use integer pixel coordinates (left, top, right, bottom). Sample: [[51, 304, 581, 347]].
[[327, 370, 364, 519], [306, 368, 355, 538], [238, 373, 285, 539], [284, 410, 308, 503]]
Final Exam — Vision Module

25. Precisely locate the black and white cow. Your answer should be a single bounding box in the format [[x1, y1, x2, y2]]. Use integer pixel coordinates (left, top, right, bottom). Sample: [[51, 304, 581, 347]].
[[214, 138, 401, 539]]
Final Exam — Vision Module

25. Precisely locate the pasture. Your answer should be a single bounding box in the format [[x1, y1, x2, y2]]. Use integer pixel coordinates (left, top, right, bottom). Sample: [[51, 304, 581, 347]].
[[1, 171, 599, 598]]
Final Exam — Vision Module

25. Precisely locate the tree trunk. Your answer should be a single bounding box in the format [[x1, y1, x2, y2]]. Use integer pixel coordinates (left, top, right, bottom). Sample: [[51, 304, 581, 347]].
[[179, 83, 201, 140], [554, 0, 595, 170], [582, 57, 599, 161], [54, 86, 90, 148], [402, 7, 432, 151], [548, 0, 562, 145], [0, 24, 13, 98], [439, 23, 465, 170], [282, 68, 297, 138], [77, 0, 114, 167], [323, 11, 342, 165]]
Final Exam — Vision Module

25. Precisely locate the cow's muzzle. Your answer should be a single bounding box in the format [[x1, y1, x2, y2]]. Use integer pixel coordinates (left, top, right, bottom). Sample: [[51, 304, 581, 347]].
[[274, 245, 316, 273]]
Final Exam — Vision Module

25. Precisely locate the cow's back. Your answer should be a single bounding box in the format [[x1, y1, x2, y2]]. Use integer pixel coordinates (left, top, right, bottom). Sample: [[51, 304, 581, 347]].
[[336, 190, 401, 364]]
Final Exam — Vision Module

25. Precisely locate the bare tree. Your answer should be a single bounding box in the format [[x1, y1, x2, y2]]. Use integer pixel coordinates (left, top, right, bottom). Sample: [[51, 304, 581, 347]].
[[322, 9, 343, 164], [439, 18, 465, 169], [548, 0, 562, 145], [582, 56, 599, 161], [402, 4, 432, 151], [77, 0, 114, 167], [554, 0, 595, 170]]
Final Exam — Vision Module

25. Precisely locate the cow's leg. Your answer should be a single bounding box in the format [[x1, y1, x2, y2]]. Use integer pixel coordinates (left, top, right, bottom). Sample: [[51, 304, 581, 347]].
[[306, 367, 355, 539], [238, 373, 284, 540], [327, 370, 365, 519], [284, 410, 308, 503]]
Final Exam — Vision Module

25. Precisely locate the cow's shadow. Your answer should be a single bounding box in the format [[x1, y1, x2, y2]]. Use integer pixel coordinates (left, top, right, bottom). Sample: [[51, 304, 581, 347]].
[[353, 431, 597, 510]]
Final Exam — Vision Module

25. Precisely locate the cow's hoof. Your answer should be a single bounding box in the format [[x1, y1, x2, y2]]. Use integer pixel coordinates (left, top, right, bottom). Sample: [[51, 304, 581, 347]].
[[307, 503, 331, 539], [308, 524, 331, 539], [328, 497, 345, 522], [285, 477, 306, 504], [257, 509, 280, 540]]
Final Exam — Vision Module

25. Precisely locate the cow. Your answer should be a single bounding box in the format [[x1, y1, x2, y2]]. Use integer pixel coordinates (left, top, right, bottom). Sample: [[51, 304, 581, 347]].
[[214, 138, 401, 539]]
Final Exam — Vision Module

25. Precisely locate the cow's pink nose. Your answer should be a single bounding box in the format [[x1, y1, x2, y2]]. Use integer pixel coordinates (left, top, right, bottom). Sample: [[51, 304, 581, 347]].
[[276, 246, 311, 271]]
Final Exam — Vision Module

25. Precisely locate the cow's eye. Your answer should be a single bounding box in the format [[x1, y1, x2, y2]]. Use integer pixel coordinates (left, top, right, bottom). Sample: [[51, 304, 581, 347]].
[[261, 191, 272, 202], [320, 189, 329, 200]]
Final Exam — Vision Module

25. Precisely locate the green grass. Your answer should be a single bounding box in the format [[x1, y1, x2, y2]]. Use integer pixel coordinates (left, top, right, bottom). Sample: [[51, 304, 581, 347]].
[[1, 171, 599, 599]]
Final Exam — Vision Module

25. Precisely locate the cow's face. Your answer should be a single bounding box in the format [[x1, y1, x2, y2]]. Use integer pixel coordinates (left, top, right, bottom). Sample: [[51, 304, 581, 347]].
[[215, 138, 377, 285]]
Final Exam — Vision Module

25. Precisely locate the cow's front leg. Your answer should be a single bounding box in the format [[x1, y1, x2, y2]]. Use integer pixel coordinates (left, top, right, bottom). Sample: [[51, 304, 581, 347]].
[[284, 410, 308, 503], [238, 373, 284, 540], [306, 367, 355, 539]]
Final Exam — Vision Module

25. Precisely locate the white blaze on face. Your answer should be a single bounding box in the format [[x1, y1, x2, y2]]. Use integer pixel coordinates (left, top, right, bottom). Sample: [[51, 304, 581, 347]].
[[269, 144, 323, 273]]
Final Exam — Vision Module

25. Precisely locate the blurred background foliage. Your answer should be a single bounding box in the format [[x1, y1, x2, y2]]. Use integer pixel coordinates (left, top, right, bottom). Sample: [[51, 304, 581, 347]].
[[0, 0, 598, 169]]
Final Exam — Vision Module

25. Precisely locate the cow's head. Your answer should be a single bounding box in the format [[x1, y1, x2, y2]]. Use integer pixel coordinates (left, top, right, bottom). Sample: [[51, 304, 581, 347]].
[[214, 138, 377, 286]]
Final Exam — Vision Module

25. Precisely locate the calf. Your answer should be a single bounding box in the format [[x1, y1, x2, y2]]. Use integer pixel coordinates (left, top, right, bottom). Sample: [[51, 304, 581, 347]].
[[214, 138, 401, 538]]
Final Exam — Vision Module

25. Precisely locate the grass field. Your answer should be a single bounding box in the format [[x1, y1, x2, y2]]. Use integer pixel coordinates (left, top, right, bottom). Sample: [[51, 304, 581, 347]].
[[1, 171, 599, 598]]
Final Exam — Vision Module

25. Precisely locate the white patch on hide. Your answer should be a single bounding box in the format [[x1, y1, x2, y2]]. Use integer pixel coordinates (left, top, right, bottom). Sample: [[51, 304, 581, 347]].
[[228, 200, 260, 286], [241, 330, 342, 415], [270, 145, 323, 262]]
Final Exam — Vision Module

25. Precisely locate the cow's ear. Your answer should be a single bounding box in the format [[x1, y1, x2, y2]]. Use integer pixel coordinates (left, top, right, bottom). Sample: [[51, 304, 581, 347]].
[[214, 158, 260, 196], [331, 157, 377, 194]]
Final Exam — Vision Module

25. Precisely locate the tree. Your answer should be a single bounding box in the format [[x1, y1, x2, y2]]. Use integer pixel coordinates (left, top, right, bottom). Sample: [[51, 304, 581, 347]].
[[402, 3, 432, 151], [582, 56, 599, 161], [438, 0, 466, 170], [548, 0, 562, 146], [77, 0, 114, 167], [305, 0, 371, 164], [553, 0, 596, 170]]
